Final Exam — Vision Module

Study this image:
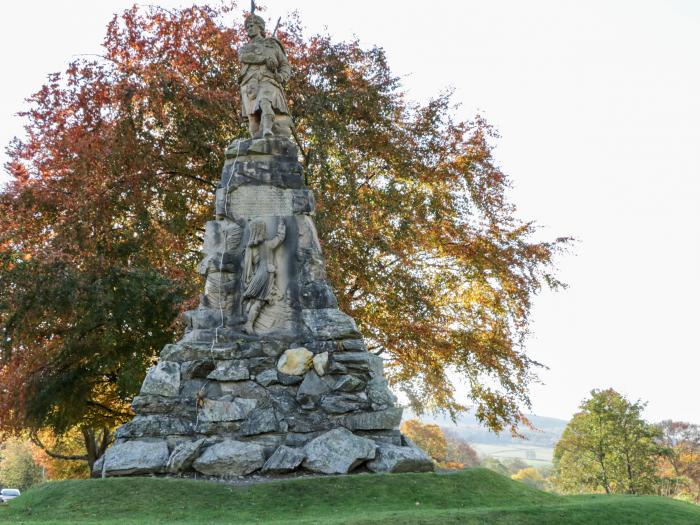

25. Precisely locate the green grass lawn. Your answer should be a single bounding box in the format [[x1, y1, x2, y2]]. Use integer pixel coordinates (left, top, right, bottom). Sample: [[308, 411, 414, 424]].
[[0, 468, 698, 524]]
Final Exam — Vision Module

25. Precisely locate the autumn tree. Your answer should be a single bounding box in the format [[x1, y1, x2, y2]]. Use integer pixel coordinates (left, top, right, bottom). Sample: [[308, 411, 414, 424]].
[[553, 389, 665, 495], [443, 429, 480, 468], [29, 430, 91, 481], [400, 420, 447, 464], [0, 438, 43, 491], [0, 3, 568, 466], [0, 256, 182, 469], [656, 420, 700, 502], [511, 466, 546, 490]]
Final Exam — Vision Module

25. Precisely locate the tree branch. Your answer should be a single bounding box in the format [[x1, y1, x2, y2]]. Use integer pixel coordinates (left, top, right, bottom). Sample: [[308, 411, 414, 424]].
[[30, 431, 88, 462], [157, 170, 216, 189]]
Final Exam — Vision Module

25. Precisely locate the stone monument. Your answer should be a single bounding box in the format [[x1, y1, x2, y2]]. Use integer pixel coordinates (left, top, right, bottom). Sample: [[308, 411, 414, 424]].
[[96, 10, 433, 478]]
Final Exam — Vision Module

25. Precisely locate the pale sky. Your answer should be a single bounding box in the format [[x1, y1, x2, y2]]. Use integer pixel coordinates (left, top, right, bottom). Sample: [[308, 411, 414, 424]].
[[1, 1, 698, 425]]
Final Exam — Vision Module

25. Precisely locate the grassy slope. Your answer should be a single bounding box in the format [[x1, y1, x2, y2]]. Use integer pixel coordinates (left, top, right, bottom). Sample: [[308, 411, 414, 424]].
[[1, 469, 698, 525]]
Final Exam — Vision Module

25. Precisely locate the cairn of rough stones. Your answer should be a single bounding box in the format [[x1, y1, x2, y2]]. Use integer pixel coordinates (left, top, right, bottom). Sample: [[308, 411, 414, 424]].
[[96, 10, 433, 478]]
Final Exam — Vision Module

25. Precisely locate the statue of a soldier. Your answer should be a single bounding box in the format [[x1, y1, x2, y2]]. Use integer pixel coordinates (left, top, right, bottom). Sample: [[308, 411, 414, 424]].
[[238, 14, 292, 138]]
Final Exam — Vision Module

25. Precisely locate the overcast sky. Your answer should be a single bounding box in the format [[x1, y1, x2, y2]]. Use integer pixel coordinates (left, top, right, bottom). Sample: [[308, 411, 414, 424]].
[[1, 1, 698, 424]]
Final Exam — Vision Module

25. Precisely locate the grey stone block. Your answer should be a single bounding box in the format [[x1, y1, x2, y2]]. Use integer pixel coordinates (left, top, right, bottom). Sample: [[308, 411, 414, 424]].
[[302, 428, 376, 474], [167, 438, 206, 473], [356, 430, 403, 446], [320, 392, 369, 414], [340, 339, 368, 352], [366, 443, 434, 473], [366, 376, 397, 408], [261, 445, 305, 474], [193, 439, 265, 476], [207, 360, 250, 381], [141, 361, 180, 397], [300, 282, 338, 309], [131, 395, 195, 418], [199, 398, 257, 422], [343, 407, 403, 431], [103, 440, 169, 476], [296, 370, 333, 407], [115, 415, 195, 439], [240, 406, 278, 436], [219, 380, 269, 401], [160, 343, 211, 362], [301, 309, 361, 340], [332, 352, 370, 371], [333, 375, 365, 392], [278, 372, 303, 385], [255, 369, 279, 386]]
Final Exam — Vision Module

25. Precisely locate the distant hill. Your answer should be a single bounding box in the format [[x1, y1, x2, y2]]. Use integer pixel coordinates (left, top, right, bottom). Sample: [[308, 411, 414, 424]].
[[405, 410, 568, 464], [406, 411, 567, 447]]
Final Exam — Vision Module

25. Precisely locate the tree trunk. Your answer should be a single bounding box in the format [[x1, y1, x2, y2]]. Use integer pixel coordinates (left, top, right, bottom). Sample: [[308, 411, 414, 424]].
[[81, 427, 112, 471], [624, 450, 635, 494]]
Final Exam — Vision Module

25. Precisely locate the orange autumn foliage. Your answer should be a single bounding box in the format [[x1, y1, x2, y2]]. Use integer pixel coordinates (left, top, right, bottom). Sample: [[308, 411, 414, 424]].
[[0, 3, 569, 459]]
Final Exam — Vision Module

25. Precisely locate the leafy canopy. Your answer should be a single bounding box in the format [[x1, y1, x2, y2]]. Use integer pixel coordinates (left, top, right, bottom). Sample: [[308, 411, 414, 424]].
[[553, 389, 665, 495], [656, 420, 700, 502], [400, 419, 447, 464], [0, 3, 568, 448], [0, 438, 44, 491]]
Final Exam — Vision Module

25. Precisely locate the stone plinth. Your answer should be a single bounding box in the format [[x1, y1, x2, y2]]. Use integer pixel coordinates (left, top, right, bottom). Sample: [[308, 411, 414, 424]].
[[98, 137, 433, 478]]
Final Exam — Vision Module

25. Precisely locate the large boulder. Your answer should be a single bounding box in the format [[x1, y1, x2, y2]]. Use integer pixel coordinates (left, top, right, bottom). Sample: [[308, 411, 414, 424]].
[[366, 443, 434, 473], [167, 439, 207, 473], [302, 427, 376, 474], [102, 440, 169, 476], [261, 445, 306, 474], [277, 347, 313, 375], [192, 439, 265, 476]]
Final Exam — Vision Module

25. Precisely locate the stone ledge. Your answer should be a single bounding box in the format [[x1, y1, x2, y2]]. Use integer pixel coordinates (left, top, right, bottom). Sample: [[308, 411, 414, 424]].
[[225, 137, 299, 159]]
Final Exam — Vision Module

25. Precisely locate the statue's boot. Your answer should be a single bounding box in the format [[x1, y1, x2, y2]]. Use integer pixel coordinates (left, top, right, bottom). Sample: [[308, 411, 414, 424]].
[[262, 114, 274, 138]]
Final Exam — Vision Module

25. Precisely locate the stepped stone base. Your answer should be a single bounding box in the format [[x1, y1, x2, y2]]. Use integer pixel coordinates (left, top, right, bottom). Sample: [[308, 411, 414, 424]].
[[97, 338, 432, 478], [99, 136, 433, 478]]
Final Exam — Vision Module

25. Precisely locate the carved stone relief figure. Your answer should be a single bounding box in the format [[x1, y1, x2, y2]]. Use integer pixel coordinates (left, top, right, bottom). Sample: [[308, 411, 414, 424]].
[[242, 219, 287, 333], [238, 14, 292, 138], [198, 220, 244, 315]]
